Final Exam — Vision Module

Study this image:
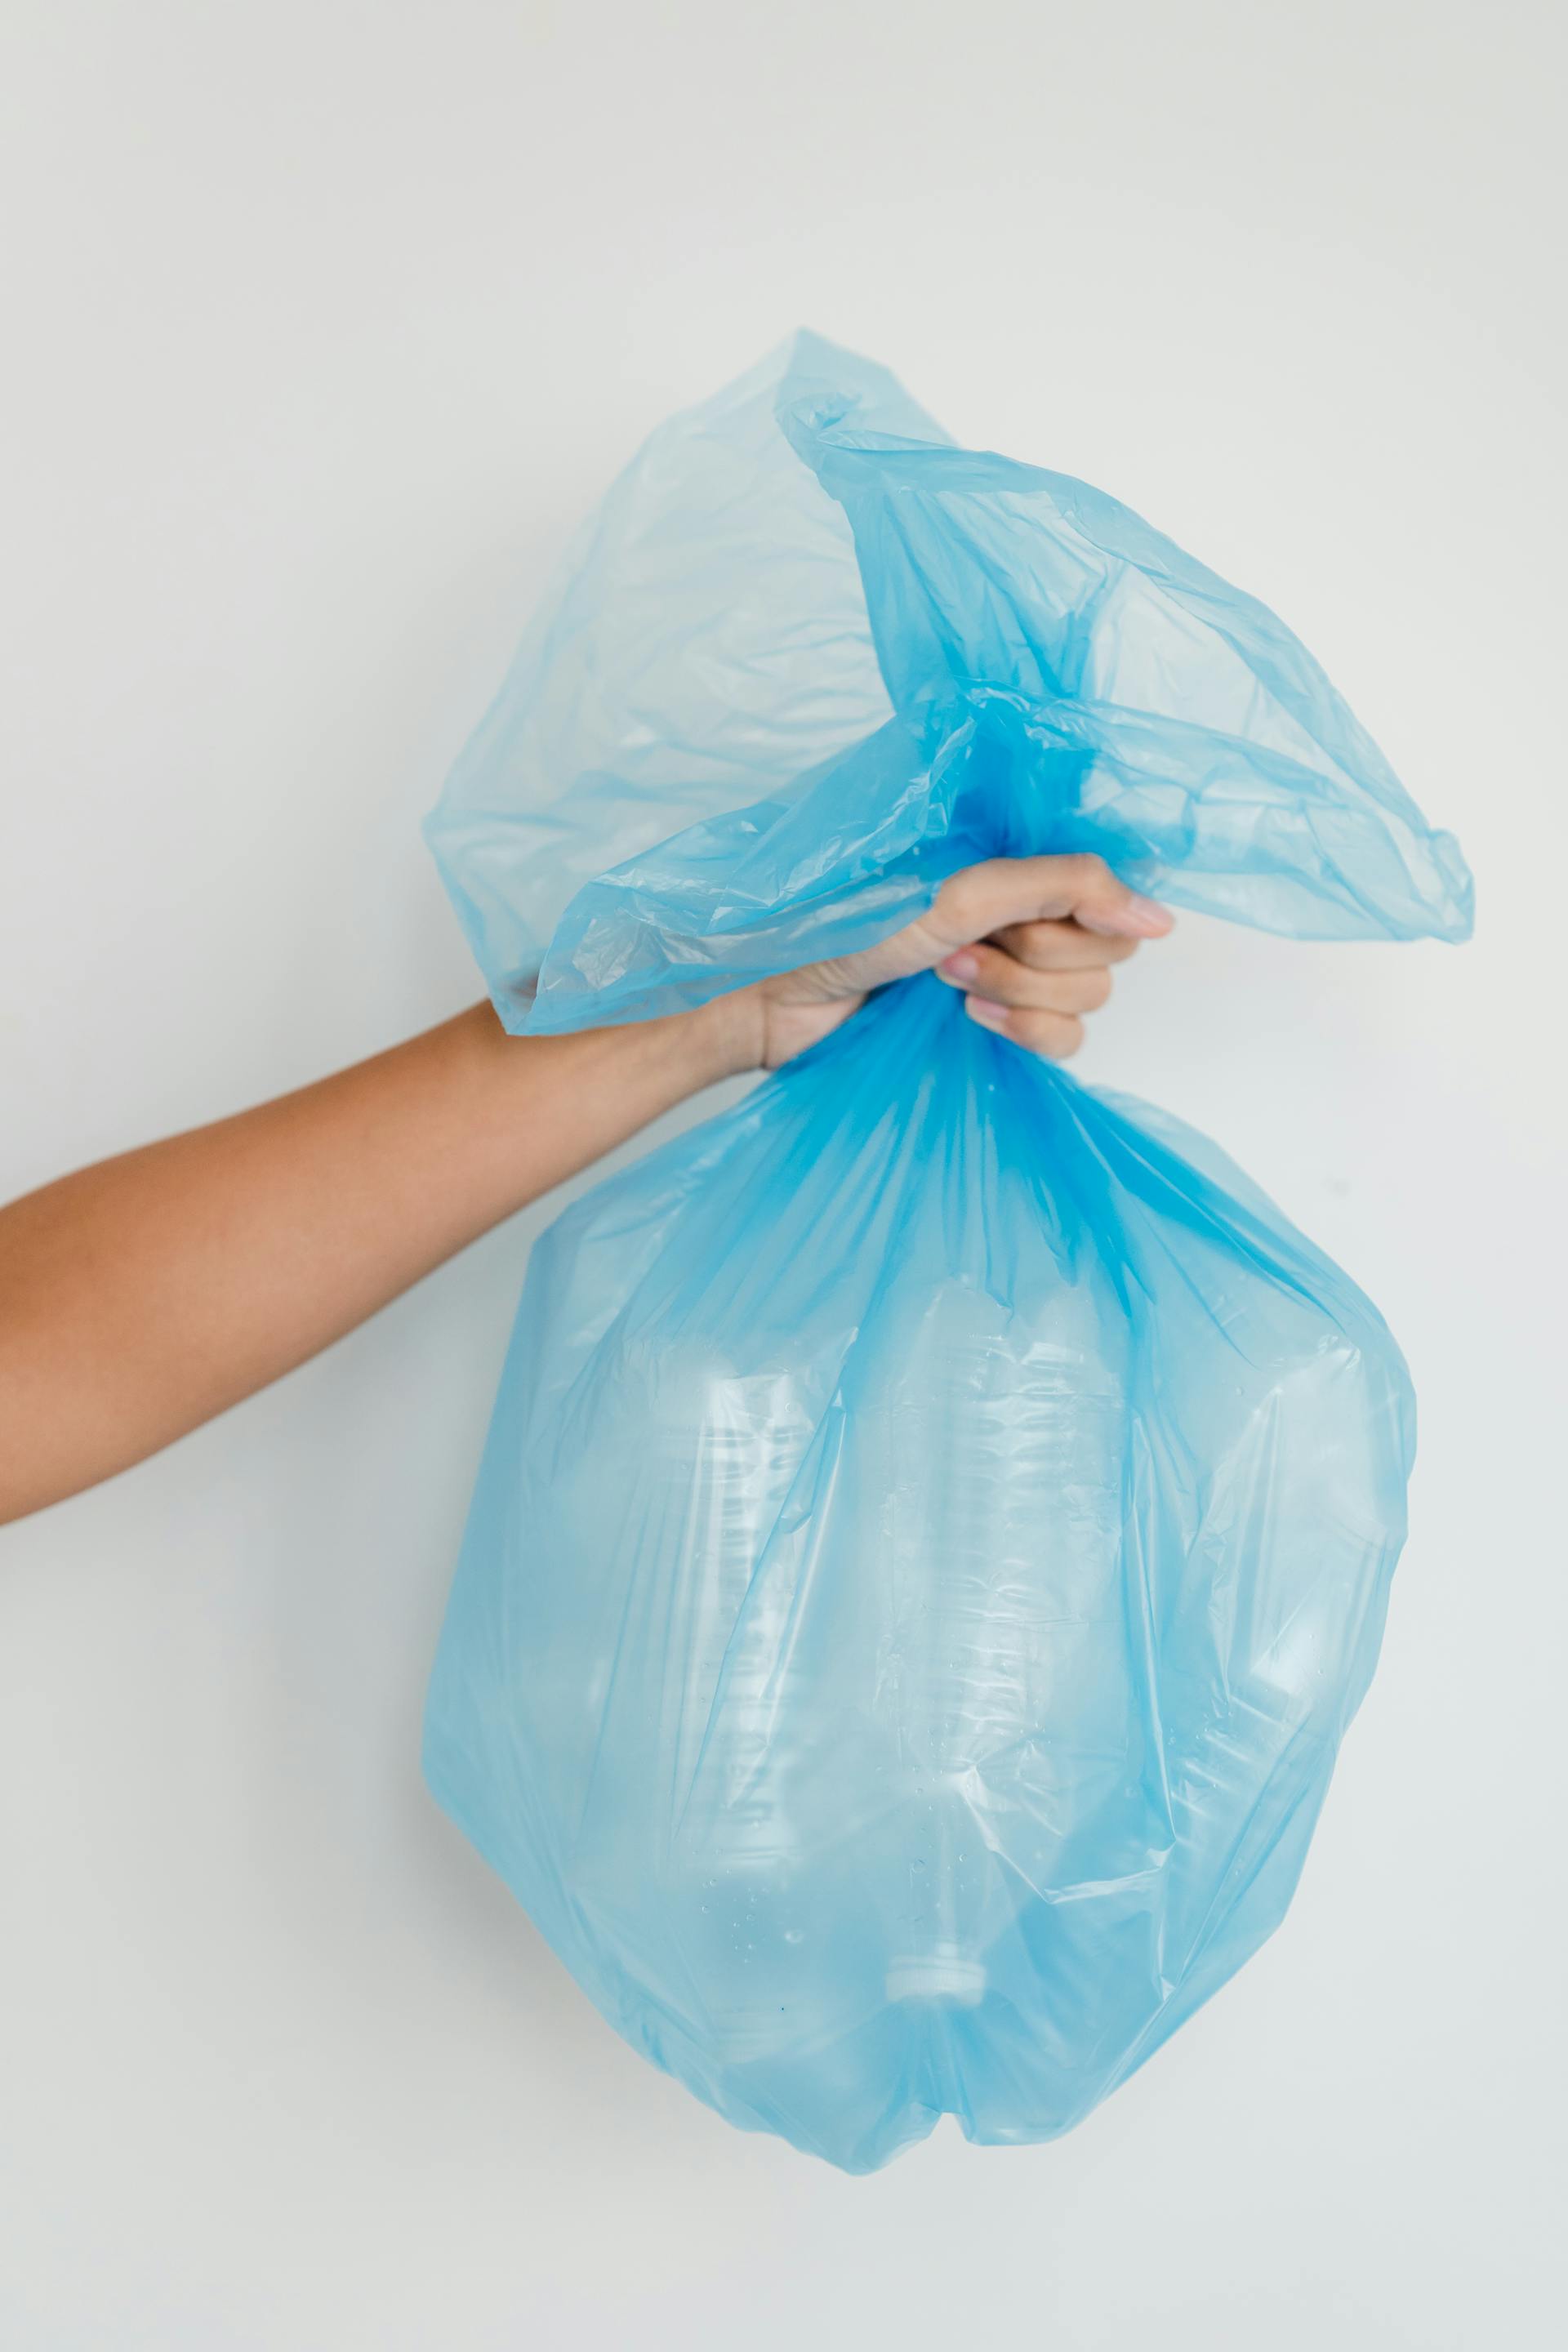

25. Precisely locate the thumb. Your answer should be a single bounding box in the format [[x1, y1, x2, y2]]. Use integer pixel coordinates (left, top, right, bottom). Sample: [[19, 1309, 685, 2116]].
[[931, 853, 1173, 945]]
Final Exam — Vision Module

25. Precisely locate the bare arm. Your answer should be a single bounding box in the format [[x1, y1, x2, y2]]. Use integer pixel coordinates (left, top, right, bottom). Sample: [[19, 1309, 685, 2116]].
[[0, 999, 760, 1524], [0, 854, 1167, 1525]]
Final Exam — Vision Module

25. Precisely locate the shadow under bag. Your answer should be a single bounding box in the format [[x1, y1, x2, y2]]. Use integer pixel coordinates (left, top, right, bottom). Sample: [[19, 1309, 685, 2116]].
[[422, 335, 1472, 2172]]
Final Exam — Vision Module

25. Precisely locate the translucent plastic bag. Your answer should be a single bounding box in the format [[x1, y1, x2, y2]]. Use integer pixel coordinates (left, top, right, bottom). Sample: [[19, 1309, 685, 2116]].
[[423, 336, 1472, 2172]]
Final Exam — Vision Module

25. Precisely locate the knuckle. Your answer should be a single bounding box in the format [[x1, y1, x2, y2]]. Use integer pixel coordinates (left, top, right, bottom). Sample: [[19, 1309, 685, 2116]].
[[1016, 920, 1066, 969], [996, 920, 1067, 969], [1039, 969, 1108, 1014], [1020, 1010, 1083, 1059]]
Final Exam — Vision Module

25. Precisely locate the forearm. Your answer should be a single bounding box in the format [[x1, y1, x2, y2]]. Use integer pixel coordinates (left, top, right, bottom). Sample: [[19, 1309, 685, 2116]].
[[0, 994, 756, 1523]]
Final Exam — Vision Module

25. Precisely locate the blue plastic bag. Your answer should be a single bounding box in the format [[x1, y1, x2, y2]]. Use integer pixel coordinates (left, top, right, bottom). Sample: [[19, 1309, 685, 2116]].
[[423, 336, 1472, 2172]]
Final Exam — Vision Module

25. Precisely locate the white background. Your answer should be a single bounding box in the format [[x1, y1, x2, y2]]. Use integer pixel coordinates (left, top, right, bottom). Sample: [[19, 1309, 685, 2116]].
[[1, 3, 1563, 2345]]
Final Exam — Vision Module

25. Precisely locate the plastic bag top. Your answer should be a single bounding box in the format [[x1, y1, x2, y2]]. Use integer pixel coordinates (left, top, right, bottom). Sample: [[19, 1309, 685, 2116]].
[[427, 332, 1472, 1034]]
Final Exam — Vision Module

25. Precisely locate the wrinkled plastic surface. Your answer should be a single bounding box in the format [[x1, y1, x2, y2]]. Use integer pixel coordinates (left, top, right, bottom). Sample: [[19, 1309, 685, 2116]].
[[424, 336, 1472, 2171]]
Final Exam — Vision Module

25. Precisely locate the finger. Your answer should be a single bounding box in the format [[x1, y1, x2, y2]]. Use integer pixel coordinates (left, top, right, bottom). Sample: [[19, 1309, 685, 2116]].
[[988, 918, 1141, 972], [938, 943, 1113, 1014], [965, 996, 1085, 1059], [930, 853, 1171, 947]]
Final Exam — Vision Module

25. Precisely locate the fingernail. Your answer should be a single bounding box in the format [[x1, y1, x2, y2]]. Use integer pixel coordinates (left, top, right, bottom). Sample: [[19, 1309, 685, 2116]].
[[1124, 893, 1174, 935], [941, 950, 980, 979], [966, 996, 1009, 1031]]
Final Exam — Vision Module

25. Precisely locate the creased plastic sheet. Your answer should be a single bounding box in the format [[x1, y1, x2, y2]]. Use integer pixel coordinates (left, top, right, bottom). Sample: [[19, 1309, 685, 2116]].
[[423, 335, 1472, 2171]]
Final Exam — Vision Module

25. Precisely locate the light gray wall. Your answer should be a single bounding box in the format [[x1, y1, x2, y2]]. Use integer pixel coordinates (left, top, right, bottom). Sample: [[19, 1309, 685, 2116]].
[[1, 3, 1561, 2345]]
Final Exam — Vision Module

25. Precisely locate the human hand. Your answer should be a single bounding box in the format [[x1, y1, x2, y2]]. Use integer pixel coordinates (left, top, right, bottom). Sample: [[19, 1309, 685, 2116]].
[[720, 853, 1174, 1072]]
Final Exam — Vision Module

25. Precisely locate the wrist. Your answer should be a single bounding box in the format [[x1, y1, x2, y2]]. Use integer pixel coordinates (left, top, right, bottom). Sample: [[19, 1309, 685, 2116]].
[[683, 987, 765, 1085], [466, 986, 764, 1108]]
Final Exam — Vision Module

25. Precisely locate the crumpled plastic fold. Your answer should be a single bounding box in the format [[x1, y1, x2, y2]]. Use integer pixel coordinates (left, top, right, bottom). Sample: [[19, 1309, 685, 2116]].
[[423, 334, 1472, 2172]]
